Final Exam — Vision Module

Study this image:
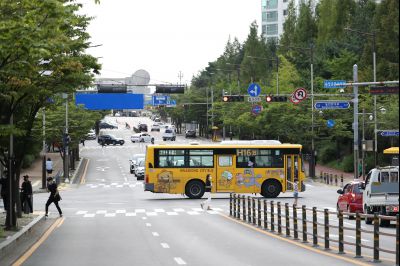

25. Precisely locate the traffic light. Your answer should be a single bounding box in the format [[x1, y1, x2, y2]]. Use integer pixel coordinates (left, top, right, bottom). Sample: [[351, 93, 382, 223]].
[[266, 95, 288, 102], [222, 95, 244, 102]]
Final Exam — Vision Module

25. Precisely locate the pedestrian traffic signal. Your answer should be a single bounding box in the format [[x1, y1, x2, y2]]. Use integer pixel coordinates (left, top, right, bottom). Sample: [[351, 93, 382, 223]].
[[222, 95, 244, 102], [265, 95, 288, 102]]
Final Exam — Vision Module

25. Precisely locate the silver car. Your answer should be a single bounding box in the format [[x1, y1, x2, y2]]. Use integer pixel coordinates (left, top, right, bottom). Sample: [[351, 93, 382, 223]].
[[129, 154, 145, 174]]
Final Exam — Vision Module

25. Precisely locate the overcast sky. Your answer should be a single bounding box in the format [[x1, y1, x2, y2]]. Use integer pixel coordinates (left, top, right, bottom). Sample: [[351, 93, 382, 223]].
[[78, 0, 260, 85]]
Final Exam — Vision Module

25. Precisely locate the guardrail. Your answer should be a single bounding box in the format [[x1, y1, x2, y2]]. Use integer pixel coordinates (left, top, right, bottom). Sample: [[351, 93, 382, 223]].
[[229, 193, 399, 265]]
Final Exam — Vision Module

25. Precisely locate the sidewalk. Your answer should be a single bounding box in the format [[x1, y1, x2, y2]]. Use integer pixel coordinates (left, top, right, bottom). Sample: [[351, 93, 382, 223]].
[[304, 161, 356, 186]]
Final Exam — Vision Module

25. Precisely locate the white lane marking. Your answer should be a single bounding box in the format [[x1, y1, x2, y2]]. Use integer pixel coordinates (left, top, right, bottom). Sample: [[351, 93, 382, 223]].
[[126, 212, 136, 216], [211, 208, 223, 211], [83, 214, 95, 218], [146, 212, 157, 216], [129, 185, 136, 188], [154, 209, 165, 212], [105, 213, 116, 217], [207, 210, 219, 214], [160, 243, 170, 249], [187, 211, 200, 215], [142, 217, 147, 220], [174, 257, 187, 265], [166, 212, 178, 216], [76, 211, 88, 215], [152, 232, 159, 237], [123, 182, 129, 185], [146, 223, 151, 227], [111, 182, 118, 185], [116, 210, 126, 214], [135, 209, 146, 213], [192, 208, 204, 212], [173, 208, 185, 212], [96, 210, 107, 214], [116, 185, 123, 188]]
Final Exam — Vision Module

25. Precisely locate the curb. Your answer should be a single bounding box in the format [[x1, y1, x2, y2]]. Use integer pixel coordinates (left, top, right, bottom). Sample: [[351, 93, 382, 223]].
[[0, 214, 45, 258]]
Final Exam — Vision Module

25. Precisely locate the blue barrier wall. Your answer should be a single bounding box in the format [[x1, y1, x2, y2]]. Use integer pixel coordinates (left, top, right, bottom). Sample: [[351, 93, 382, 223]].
[[75, 93, 144, 110]]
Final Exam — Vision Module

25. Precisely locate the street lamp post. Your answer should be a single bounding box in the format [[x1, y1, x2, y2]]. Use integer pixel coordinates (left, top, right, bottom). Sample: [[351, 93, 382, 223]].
[[42, 108, 46, 189], [353, 65, 359, 179]]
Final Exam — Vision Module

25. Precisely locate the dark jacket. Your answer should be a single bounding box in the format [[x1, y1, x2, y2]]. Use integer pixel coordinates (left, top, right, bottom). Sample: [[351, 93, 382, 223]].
[[0, 177, 8, 196], [47, 182, 58, 198], [21, 181, 33, 195]]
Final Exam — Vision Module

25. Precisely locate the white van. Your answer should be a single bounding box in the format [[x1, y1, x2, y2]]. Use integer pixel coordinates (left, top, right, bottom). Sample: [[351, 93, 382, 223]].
[[162, 129, 176, 141]]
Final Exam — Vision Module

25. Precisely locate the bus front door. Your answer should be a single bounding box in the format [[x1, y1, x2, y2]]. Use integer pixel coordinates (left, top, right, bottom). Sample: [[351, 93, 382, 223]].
[[284, 155, 299, 191], [216, 155, 235, 192]]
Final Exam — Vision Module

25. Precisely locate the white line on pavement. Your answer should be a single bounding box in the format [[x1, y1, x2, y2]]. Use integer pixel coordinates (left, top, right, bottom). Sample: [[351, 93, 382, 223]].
[[174, 257, 186, 265], [152, 232, 159, 236], [160, 243, 170, 249], [146, 223, 151, 227]]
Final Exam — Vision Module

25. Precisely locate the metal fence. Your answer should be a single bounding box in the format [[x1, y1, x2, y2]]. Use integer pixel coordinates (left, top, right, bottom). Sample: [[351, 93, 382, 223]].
[[229, 193, 399, 265]]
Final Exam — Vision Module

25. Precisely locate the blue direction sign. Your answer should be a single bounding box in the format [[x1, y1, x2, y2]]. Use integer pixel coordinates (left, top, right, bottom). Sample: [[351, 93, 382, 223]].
[[251, 105, 263, 115], [152, 95, 169, 106], [327, 119, 335, 128], [324, 80, 346, 89], [248, 83, 261, 97], [314, 101, 350, 110], [380, 130, 399, 137]]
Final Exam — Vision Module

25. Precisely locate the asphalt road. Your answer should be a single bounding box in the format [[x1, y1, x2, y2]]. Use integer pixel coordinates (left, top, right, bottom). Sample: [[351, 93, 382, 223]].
[[20, 116, 397, 266]]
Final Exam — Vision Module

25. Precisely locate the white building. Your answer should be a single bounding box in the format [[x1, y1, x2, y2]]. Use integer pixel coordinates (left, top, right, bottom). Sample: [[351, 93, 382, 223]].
[[261, 0, 291, 42]]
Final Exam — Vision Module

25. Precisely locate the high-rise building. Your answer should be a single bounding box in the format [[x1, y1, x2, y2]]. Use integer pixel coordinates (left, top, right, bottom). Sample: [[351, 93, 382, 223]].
[[261, 0, 291, 42]]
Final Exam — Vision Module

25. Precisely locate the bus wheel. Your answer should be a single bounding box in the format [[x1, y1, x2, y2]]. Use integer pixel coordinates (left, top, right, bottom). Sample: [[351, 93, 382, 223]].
[[185, 180, 205, 199], [261, 180, 281, 198]]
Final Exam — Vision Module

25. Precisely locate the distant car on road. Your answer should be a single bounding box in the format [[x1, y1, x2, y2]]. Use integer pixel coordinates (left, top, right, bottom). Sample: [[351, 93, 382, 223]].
[[129, 154, 145, 174], [151, 123, 161, 131], [138, 123, 148, 132], [162, 129, 176, 141], [185, 130, 196, 138], [98, 135, 125, 146], [131, 133, 154, 143], [336, 180, 364, 219], [134, 160, 145, 180], [86, 130, 96, 140], [99, 122, 118, 129]]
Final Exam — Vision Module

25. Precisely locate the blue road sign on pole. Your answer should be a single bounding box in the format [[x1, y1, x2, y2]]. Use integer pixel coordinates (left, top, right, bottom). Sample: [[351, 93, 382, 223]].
[[323, 80, 346, 89], [251, 105, 262, 115], [248, 83, 261, 97], [75, 93, 144, 110], [327, 119, 335, 128], [152, 95, 170, 106], [314, 101, 350, 110], [380, 130, 399, 137]]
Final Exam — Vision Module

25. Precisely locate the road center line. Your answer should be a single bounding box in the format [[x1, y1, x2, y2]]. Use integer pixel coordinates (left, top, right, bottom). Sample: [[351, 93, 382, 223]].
[[152, 232, 159, 237], [161, 243, 170, 249], [174, 257, 186, 265]]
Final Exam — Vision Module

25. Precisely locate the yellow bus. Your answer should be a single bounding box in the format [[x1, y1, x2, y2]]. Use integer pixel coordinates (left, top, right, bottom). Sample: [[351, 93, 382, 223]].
[[144, 141, 306, 199]]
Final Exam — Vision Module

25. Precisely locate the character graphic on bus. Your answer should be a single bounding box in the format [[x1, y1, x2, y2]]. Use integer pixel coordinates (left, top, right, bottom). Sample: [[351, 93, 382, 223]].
[[218, 171, 233, 188]]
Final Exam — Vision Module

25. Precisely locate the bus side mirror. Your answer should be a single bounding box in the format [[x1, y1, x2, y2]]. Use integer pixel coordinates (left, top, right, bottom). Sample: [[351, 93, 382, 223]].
[[337, 189, 344, 194]]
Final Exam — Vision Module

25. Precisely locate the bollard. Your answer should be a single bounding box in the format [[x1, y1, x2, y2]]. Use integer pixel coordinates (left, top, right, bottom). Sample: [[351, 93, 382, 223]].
[[313, 207, 318, 246], [324, 173, 327, 184], [242, 195, 246, 222], [338, 210, 345, 254], [285, 203, 290, 237], [229, 193, 232, 216], [373, 213, 380, 262], [237, 194, 241, 219], [264, 200, 268, 230], [355, 212, 362, 258], [320, 171, 323, 182], [277, 202, 282, 235], [252, 198, 256, 225], [271, 201, 275, 232], [324, 209, 330, 250], [335, 174, 338, 186], [340, 174, 344, 188], [233, 194, 237, 218], [247, 197, 251, 222], [330, 174, 333, 185], [327, 173, 330, 185], [293, 204, 298, 240], [258, 198, 261, 227], [302, 205, 307, 243], [396, 214, 399, 266]]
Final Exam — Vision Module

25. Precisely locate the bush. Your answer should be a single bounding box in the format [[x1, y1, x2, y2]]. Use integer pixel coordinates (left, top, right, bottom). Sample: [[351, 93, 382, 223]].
[[22, 154, 37, 169], [341, 154, 354, 173], [318, 143, 337, 164]]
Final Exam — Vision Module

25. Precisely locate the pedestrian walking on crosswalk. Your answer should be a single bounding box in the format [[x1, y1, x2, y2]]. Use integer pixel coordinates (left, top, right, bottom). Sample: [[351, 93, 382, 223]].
[[200, 174, 213, 210]]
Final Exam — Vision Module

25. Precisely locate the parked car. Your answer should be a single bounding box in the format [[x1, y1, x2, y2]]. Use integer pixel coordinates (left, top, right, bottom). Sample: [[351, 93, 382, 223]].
[[131, 133, 154, 143], [129, 154, 145, 174], [98, 135, 125, 145], [336, 180, 364, 219], [86, 130, 96, 140], [99, 122, 118, 129], [134, 159, 145, 180], [138, 123, 148, 132], [185, 130, 196, 138], [162, 129, 176, 141], [151, 123, 161, 131]]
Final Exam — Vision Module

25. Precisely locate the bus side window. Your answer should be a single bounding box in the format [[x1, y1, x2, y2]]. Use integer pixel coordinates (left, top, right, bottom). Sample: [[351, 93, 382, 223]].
[[381, 172, 389, 183], [389, 171, 398, 183]]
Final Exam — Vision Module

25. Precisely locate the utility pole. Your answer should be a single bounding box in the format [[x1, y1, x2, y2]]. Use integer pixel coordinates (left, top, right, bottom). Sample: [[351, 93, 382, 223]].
[[42, 108, 46, 189], [353, 65, 359, 179], [63, 93, 69, 183], [310, 44, 315, 179]]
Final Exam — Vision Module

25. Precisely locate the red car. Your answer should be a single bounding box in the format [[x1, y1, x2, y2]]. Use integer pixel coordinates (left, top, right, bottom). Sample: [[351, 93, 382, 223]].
[[336, 180, 364, 219]]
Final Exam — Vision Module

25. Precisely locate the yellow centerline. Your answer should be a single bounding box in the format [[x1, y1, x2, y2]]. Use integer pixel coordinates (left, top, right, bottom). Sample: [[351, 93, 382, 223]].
[[220, 213, 372, 266], [12, 217, 65, 266], [80, 159, 90, 185]]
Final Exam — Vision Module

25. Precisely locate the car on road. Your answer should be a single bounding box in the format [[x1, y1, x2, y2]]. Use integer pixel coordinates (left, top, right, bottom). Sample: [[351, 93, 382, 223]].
[[134, 160, 145, 180], [336, 180, 364, 219], [138, 123, 148, 132], [86, 130, 96, 140], [99, 122, 118, 129], [185, 129, 196, 138], [162, 129, 176, 141], [98, 134, 125, 146], [129, 154, 145, 174], [151, 123, 161, 131], [131, 133, 154, 143]]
